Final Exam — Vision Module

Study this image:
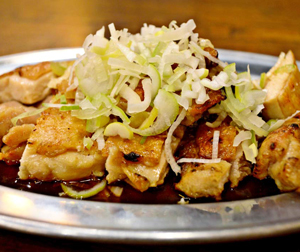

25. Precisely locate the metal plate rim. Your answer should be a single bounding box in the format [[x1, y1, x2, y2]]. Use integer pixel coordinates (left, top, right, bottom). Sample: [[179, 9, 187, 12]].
[[0, 48, 300, 244]]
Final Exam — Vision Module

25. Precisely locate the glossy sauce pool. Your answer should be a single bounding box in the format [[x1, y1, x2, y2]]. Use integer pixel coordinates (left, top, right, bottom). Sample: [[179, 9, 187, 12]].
[[0, 161, 280, 204]]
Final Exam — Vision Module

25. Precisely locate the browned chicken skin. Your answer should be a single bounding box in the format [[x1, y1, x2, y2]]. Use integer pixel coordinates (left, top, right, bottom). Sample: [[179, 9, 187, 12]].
[[254, 115, 300, 192], [19, 108, 106, 181], [0, 62, 54, 104], [175, 137, 232, 200], [175, 119, 251, 200], [28, 108, 89, 157], [103, 132, 182, 192], [196, 119, 238, 161], [0, 101, 38, 142], [262, 51, 300, 120], [0, 101, 39, 164], [18, 62, 52, 80], [182, 88, 225, 126]]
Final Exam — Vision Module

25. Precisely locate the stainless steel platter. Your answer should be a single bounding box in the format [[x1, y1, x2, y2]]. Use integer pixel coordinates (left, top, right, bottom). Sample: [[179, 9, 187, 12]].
[[0, 48, 300, 244]]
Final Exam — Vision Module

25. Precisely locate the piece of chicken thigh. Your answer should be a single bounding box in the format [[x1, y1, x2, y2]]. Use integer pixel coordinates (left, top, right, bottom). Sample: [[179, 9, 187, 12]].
[[254, 115, 300, 192]]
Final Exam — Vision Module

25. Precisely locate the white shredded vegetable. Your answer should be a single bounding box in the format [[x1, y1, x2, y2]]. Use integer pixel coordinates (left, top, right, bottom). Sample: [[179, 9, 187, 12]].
[[268, 110, 300, 132], [11, 107, 46, 126], [165, 109, 187, 174], [45, 19, 276, 168], [212, 130, 220, 159], [177, 158, 221, 164], [233, 130, 252, 147]]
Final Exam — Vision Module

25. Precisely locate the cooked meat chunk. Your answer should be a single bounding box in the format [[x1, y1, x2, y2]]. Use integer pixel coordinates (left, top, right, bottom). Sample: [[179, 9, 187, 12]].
[[253, 116, 300, 192], [48, 63, 76, 100], [0, 101, 40, 164], [2, 124, 35, 148], [182, 88, 225, 126], [18, 108, 106, 181], [196, 119, 238, 161], [0, 124, 35, 165], [197, 120, 251, 186], [0, 62, 54, 104], [262, 51, 300, 120], [0, 101, 39, 146], [103, 134, 181, 192], [175, 120, 251, 199], [26, 108, 89, 157], [104, 134, 166, 167], [196, 119, 252, 186], [19, 62, 52, 80], [0, 144, 27, 165], [56, 79, 76, 100], [229, 145, 252, 187], [175, 138, 231, 200], [175, 160, 231, 200]]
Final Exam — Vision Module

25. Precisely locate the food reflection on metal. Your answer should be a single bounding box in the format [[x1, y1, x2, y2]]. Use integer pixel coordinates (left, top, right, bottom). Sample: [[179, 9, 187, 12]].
[[1, 192, 33, 215], [0, 190, 78, 225], [187, 199, 258, 224]]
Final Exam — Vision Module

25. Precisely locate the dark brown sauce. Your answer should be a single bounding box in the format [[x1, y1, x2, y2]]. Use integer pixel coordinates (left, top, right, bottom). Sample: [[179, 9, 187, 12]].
[[0, 161, 280, 204]]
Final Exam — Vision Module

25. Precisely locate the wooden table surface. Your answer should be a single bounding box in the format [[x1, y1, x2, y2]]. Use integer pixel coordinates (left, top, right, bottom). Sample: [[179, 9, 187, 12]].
[[1, 0, 300, 251]]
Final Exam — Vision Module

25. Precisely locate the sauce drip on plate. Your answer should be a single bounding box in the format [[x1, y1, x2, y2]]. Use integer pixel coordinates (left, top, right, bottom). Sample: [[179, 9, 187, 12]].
[[0, 162, 280, 204]]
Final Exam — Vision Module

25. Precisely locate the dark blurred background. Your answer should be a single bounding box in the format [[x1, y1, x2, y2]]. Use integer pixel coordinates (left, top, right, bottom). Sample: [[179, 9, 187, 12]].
[[0, 0, 299, 58]]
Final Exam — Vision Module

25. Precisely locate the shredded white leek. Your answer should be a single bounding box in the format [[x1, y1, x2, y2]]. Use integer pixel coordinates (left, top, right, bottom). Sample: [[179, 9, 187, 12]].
[[206, 111, 227, 128], [233, 130, 252, 147], [165, 109, 187, 174], [47, 20, 274, 167], [212, 130, 220, 159], [268, 110, 300, 132], [177, 158, 221, 164], [11, 108, 46, 126]]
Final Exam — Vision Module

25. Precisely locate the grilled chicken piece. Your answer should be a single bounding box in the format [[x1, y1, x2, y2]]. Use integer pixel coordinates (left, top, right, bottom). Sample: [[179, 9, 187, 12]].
[[48, 62, 76, 100], [182, 88, 225, 126], [103, 133, 181, 192], [0, 101, 39, 145], [3, 124, 35, 148], [229, 145, 252, 187], [176, 161, 232, 200], [262, 51, 300, 120], [196, 119, 238, 161], [175, 139, 232, 200], [253, 115, 300, 192], [0, 62, 54, 104], [196, 119, 251, 187], [0, 101, 40, 164], [18, 108, 106, 181], [0, 144, 27, 165], [175, 120, 251, 199], [0, 124, 35, 165]]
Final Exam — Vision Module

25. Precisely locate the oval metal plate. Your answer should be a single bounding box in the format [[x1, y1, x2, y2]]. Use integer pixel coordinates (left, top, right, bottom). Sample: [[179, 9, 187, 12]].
[[0, 48, 300, 244]]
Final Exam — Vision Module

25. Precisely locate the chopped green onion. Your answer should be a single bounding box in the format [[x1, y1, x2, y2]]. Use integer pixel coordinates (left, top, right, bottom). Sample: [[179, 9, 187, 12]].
[[50, 62, 67, 76], [259, 72, 266, 88], [61, 179, 107, 199], [251, 130, 258, 147], [11, 108, 46, 126], [140, 136, 147, 144], [86, 116, 109, 133], [104, 122, 133, 139], [59, 105, 81, 111], [224, 86, 245, 112], [129, 112, 150, 128], [83, 137, 94, 149], [59, 95, 67, 104], [139, 107, 158, 130]]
